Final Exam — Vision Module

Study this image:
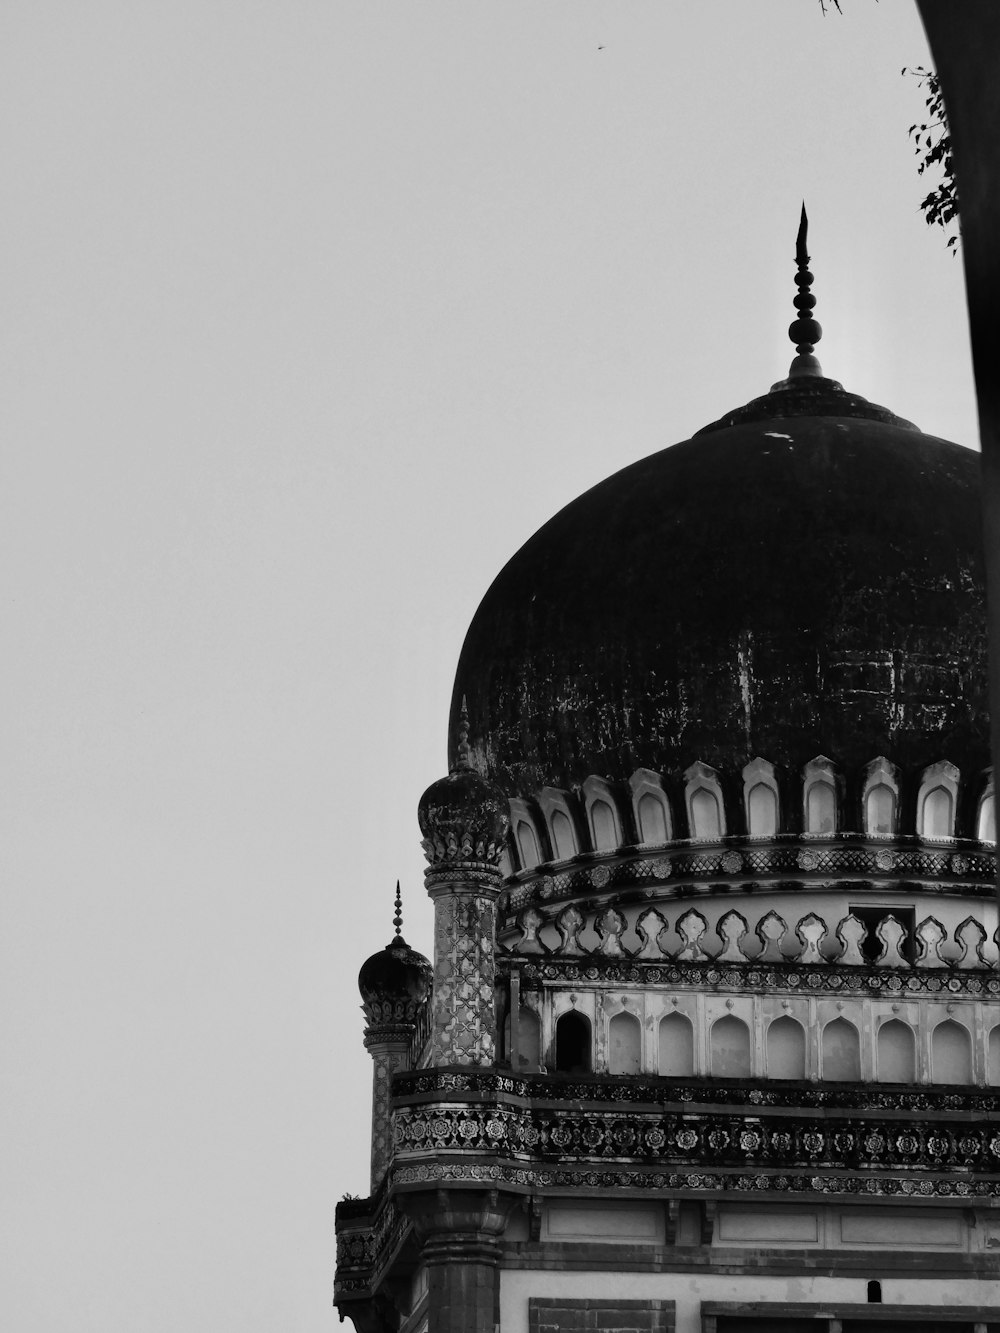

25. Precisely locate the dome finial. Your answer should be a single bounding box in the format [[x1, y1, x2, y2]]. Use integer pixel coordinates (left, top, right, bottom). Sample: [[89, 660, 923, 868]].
[[787, 202, 823, 379], [393, 879, 403, 937], [454, 695, 472, 771]]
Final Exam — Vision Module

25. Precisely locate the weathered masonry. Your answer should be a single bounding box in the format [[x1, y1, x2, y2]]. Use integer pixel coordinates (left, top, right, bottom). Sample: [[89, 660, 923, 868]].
[[335, 223, 1000, 1333]]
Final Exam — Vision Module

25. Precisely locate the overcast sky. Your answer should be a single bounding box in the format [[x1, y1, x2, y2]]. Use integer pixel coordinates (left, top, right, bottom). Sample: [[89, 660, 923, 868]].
[[0, 3, 978, 1331]]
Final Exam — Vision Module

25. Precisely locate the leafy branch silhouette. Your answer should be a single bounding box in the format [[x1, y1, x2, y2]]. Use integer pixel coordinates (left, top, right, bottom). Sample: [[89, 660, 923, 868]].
[[904, 65, 959, 252]]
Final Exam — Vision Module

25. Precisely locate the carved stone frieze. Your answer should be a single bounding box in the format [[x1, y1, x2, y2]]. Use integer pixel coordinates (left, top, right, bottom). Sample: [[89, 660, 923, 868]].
[[391, 1158, 998, 1200], [363, 994, 427, 1048], [497, 953, 1000, 999], [392, 1100, 1000, 1180], [421, 830, 508, 866], [502, 838, 997, 920], [394, 1067, 1000, 1114]]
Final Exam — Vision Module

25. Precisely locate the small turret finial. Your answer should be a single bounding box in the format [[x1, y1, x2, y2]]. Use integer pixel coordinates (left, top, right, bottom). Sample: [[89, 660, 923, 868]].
[[454, 695, 472, 771], [787, 203, 823, 379], [393, 879, 403, 937]]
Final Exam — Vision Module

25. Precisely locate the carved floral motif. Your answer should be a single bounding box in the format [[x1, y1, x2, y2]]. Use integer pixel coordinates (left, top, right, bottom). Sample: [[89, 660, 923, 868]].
[[430, 893, 498, 1065], [391, 1096, 1000, 1181]]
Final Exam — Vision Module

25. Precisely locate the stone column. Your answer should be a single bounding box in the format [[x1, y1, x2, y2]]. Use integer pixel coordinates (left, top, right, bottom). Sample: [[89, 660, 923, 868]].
[[361, 1021, 411, 1192], [401, 1189, 513, 1333], [417, 705, 511, 1068], [424, 863, 503, 1066]]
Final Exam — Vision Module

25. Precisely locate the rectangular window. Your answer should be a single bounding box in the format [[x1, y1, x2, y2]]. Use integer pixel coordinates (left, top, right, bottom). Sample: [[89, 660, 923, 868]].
[[529, 1298, 674, 1333]]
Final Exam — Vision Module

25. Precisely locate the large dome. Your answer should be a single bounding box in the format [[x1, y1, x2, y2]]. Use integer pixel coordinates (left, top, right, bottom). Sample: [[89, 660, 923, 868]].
[[451, 376, 988, 832]]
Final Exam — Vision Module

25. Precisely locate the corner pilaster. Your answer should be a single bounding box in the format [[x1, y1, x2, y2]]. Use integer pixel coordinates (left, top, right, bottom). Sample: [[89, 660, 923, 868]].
[[400, 1188, 513, 1333], [424, 863, 503, 1066]]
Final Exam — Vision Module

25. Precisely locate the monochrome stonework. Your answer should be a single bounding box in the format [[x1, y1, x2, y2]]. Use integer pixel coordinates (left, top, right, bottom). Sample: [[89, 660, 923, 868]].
[[336, 278, 1000, 1332]]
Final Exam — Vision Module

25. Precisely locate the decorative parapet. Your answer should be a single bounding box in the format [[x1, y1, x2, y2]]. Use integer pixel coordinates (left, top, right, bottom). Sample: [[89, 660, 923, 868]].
[[501, 838, 997, 923], [504, 904, 999, 971], [389, 1070, 1000, 1201]]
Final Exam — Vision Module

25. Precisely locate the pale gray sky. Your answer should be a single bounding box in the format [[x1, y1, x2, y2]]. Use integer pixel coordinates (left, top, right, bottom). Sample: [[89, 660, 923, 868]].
[[0, 3, 977, 1331]]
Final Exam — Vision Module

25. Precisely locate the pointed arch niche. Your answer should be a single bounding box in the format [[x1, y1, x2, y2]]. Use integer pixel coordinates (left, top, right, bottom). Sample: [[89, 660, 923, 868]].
[[684, 761, 726, 841], [977, 770, 996, 843], [743, 757, 779, 837], [537, 788, 580, 862], [608, 1010, 642, 1075], [582, 776, 623, 853], [862, 756, 899, 838], [916, 760, 959, 841], [876, 1018, 915, 1083], [822, 1018, 861, 1081], [629, 768, 672, 847], [711, 1015, 751, 1078], [658, 1011, 694, 1077], [931, 1019, 973, 1084], [509, 798, 547, 871], [802, 756, 838, 836], [766, 1016, 805, 1080]]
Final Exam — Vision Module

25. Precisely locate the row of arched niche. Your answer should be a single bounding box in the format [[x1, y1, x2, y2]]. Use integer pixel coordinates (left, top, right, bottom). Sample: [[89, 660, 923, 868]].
[[504, 758, 996, 875], [505, 1007, 1000, 1086]]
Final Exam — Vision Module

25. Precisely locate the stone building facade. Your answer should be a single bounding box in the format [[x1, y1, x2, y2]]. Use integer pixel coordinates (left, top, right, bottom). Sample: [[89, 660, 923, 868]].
[[335, 238, 1000, 1333]]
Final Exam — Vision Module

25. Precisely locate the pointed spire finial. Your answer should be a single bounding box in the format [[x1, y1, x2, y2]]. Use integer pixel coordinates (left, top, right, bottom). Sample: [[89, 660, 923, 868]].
[[393, 879, 403, 937], [454, 695, 472, 771], [787, 202, 823, 379]]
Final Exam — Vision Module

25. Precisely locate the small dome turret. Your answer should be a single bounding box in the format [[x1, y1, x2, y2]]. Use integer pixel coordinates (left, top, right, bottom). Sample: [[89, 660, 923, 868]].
[[418, 701, 510, 866], [358, 935, 432, 1010], [357, 883, 432, 1043]]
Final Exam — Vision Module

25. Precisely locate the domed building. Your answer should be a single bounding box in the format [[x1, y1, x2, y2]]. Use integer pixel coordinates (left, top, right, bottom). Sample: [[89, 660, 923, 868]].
[[336, 221, 1000, 1333]]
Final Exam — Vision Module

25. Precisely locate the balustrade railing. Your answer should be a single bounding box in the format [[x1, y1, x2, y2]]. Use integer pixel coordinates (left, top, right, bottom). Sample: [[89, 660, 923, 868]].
[[508, 904, 998, 969]]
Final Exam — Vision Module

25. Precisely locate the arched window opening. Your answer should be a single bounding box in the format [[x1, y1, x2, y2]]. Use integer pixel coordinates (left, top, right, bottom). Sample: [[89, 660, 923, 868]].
[[919, 786, 954, 840], [978, 792, 996, 843], [637, 791, 669, 845], [711, 1015, 751, 1078], [822, 1018, 861, 1082], [658, 1012, 694, 1077], [865, 784, 895, 838], [931, 1020, 972, 1085], [806, 780, 837, 835], [766, 1016, 805, 1080], [747, 783, 778, 837], [590, 799, 618, 852], [988, 1027, 1000, 1086], [516, 820, 541, 870], [608, 1011, 642, 1075], [555, 1010, 591, 1074], [867, 1281, 882, 1305], [691, 788, 722, 841], [550, 810, 576, 860], [876, 1019, 915, 1083]]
